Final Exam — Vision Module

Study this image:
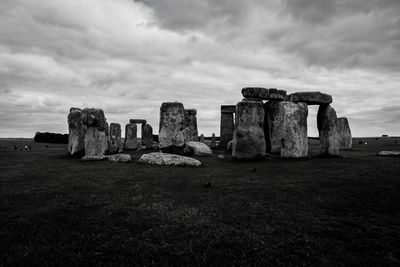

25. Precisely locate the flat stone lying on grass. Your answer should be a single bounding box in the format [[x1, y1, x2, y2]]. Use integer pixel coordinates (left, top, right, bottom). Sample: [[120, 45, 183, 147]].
[[138, 152, 202, 167], [81, 154, 131, 163], [241, 87, 286, 100], [288, 92, 332, 105], [377, 151, 400, 157], [184, 141, 212, 156]]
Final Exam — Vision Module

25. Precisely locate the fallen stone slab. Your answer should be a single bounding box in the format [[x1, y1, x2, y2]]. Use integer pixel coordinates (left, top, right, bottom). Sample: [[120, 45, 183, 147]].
[[288, 92, 332, 105], [184, 141, 212, 156], [241, 87, 286, 101], [138, 152, 202, 167], [108, 154, 131, 163], [81, 154, 131, 162], [377, 151, 400, 157], [129, 119, 147, 124]]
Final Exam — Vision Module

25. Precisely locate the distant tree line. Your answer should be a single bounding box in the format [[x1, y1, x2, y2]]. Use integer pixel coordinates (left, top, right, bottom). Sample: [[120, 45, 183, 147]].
[[34, 132, 68, 144]]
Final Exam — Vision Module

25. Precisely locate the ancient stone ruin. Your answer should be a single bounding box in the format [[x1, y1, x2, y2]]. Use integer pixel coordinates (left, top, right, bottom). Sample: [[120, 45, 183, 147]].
[[125, 119, 153, 149], [221, 87, 352, 159], [81, 108, 108, 157], [109, 123, 122, 154], [184, 109, 198, 142], [219, 105, 236, 149], [159, 102, 185, 149], [67, 107, 85, 155], [124, 122, 138, 150], [337, 117, 352, 149]]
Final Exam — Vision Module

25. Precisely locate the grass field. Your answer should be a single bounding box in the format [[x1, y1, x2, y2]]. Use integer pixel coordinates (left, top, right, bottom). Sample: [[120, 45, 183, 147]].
[[1, 138, 400, 266]]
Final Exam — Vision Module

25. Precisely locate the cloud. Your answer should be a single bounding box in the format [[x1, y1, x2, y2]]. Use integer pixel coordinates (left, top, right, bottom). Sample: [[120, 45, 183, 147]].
[[0, 0, 399, 137]]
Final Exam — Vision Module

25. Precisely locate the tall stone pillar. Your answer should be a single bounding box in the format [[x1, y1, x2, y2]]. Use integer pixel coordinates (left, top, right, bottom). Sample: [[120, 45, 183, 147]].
[[124, 123, 138, 150], [81, 108, 108, 157], [109, 123, 122, 154], [233, 100, 266, 159], [142, 123, 153, 148], [184, 109, 198, 142], [280, 102, 308, 158], [159, 102, 185, 149], [220, 105, 236, 148], [317, 104, 339, 156], [337, 117, 352, 149], [264, 100, 283, 154], [67, 107, 86, 155]]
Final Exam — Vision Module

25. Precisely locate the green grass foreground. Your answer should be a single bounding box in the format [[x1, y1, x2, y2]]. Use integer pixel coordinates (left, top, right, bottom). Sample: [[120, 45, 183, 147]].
[[0, 138, 400, 266]]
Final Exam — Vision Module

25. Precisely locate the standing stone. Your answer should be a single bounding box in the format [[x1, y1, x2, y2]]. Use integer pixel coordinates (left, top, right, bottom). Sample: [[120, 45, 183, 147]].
[[210, 133, 217, 148], [220, 105, 235, 148], [199, 134, 205, 143], [100, 122, 109, 154], [184, 109, 198, 142], [280, 102, 308, 158], [109, 123, 122, 154], [264, 100, 283, 154], [159, 102, 185, 149], [142, 123, 153, 148], [124, 123, 138, 150], [67, 107, 86, 155], [235, 100, 264, 129], [81, 108, 107, 157], [233, 100, 265, 159], [317, 104, 339, 156], [337, 117, 352, 149], [232, 122, 266, 159]]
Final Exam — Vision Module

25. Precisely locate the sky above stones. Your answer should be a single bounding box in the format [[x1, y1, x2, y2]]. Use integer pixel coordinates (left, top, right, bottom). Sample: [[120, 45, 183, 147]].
[[1, 0, 400, 137]]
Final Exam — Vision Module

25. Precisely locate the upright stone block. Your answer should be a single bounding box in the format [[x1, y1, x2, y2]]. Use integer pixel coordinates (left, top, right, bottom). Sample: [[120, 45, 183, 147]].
[[125, 123, 138, 150], [317, 104, 339, 156], [109, 123, 122, 154], [67, 107, 86, 155], [232, 122, 266, 159], [220, 105, 235, 148], [337, 117, 352, 149], [159, 102, 185, 149], [233, 100, 265, 159], [264, 100, 283, 154], [81, 108, 108, 157], [142, 123, 153, 148], [184, 109, 198, 142], [210, 133, 217, 148], [235, 100, 264, 129], [280, 102, 308, 158], [199, 134, 205, 143]]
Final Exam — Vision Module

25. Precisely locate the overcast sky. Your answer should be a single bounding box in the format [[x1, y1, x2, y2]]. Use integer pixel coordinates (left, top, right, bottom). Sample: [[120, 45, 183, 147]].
[[1, 0, 400, 137]]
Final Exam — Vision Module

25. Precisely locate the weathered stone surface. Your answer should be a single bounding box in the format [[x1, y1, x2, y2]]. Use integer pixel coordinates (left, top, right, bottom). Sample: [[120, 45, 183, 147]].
[[288, 92, 332, 105], [129, 119, 147, 124], [236, 100, 264, 129], [81, 108, 107, 131], [67, 107, 85, 155], [108, 154, 131, 163], [84, 127, 107, 156], [141, 123, 153, 148], [220, 109, 235, 148], [184, 141, 213, 156], [81, 108, 108, 157], [210, 133, 217, 148], [232, 122, 266, 159], [280, 102, 308, 158], [124, 123, 138, 150], [227, 140, 233, 151], [317, 104, 339, 156], [81, 154, 131, 162], [108, 123, 122, 154], [337, 117, 352, 149], [241, 87, 287, 100], [159, 102, 185, 148], [138, 152, 202, 167], [221, 105, 236, 114], [377, 151, 400, 157], [199, 134, 205, 143], [184, 109, 198, 142], [264, 100, 283, 154]]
